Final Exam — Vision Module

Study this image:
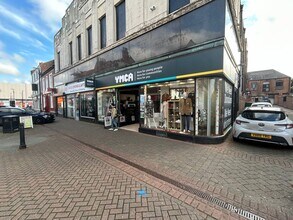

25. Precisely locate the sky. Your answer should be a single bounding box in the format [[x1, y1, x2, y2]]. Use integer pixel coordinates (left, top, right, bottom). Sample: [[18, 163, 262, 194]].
[[0, 0, 293, 84]]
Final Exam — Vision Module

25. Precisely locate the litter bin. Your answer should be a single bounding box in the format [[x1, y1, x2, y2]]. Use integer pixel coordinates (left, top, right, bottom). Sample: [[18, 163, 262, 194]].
[[2, 115, 19, 133]]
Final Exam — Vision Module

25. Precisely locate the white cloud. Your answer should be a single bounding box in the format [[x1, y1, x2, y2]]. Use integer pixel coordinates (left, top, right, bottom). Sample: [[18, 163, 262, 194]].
[[0, 63, 20, 76], [28, 0, 72, 32], [0, 23, 21, 40], [0, 4, 52, 42], [13, 54, 26, 63], [243, 0, 293, 78]]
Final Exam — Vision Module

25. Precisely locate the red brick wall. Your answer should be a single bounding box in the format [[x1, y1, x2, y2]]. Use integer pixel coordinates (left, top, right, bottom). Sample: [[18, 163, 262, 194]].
[[276, 95, 293, 110], [247, 77, 291, 97]]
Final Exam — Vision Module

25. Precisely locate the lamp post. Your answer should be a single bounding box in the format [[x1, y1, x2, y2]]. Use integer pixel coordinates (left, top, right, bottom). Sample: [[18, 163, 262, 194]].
[[10, 89, 15, 107], [22, 90, 24, 108]]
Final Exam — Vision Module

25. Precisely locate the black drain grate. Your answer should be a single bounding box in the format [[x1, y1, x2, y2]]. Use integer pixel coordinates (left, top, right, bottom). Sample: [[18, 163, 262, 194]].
[[54, 128, 266, 220]]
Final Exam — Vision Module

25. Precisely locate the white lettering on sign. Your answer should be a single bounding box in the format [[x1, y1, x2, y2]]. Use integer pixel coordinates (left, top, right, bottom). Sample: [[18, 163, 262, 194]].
[[115, 73, 134, 84]]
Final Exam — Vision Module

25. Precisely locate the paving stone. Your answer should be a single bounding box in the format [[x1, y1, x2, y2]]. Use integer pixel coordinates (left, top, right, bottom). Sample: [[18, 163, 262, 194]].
[[0, 124, 203, 219]]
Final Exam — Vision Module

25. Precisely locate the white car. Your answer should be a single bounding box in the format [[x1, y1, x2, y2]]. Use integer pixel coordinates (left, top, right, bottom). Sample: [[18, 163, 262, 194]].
[[233, 107, 293, 146], [250, 102, 272, 107]]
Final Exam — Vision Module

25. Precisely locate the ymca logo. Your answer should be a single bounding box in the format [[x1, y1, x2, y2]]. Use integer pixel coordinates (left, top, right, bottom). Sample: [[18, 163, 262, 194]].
[[115, 73, 134, 84]]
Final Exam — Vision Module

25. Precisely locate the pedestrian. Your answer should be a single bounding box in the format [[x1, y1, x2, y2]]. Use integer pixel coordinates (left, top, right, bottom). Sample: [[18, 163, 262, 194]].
[[109, 104, 119, 131]]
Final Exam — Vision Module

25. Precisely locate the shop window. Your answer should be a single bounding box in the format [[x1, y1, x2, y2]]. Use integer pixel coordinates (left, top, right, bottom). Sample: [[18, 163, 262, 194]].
[[196, 78, 223, 136], [80, 92, 96, 118], [97, 89, 116, 122], [169, 0, 190, 13], [141, 79, 195, 135], [67, 94, 76, 118], [222, 81, 232, 132], [116, 1, 126, 40], [57, 96, 64, 115]]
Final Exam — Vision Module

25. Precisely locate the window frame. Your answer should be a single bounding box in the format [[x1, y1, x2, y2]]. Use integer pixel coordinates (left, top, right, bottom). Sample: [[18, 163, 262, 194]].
[[116, 0, 126, 41], [275, 80, 283, 90], [100, 15, 107, 49], [251, 82, 257, 91], [57, 51, 61, 71], [77, 34, 82, 61], [87, 25, 92, 56], [262, 82, 270, 92], [169, 0, 190, 13], [69, 41, 73, 65]]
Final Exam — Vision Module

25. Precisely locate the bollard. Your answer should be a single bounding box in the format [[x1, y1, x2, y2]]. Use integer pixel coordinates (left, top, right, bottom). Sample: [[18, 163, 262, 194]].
[[19, 123, 26, 149]]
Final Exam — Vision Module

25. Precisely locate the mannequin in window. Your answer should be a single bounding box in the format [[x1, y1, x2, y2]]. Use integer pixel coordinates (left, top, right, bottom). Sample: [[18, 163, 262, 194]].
[[145, 95, 156, 128], [160, 93, 170, 129], [179, 92, 192, 133]]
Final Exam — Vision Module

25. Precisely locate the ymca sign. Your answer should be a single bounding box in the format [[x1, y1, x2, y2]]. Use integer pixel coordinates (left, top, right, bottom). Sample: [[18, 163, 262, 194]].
[[115, 73, 134, 84]]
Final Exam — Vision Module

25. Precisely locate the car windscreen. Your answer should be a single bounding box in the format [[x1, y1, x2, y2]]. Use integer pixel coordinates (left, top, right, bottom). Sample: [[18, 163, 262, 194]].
[[242, 110, 286, 121]]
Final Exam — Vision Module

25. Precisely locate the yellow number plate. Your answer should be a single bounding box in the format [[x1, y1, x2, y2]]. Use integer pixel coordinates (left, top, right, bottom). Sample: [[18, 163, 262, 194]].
[[250, 133, 272, 139]]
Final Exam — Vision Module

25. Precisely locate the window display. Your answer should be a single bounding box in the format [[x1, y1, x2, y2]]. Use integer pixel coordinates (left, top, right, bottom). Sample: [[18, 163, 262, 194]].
[[141, 77, 225, 137], [67, 95, 75, 118], [141, 79, 194, 135], [196, 78, 222, 136], [80, 92, 95, 118], [145, 95, 156, 128], [57, 96, 64, 115], [179, 92, 193, 133], [97, 89, 116, 122]]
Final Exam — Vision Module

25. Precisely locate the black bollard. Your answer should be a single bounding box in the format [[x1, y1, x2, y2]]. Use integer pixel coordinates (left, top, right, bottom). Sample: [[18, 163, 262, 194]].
[[19, 123, 27, 149]]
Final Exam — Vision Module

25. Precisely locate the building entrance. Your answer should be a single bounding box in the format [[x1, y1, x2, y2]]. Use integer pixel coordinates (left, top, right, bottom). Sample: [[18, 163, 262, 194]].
[[118, 87, 140, 126]]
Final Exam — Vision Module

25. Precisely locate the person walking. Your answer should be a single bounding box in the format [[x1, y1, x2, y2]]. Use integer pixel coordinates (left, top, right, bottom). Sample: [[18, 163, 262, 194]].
[[109, 104, 119, 131]]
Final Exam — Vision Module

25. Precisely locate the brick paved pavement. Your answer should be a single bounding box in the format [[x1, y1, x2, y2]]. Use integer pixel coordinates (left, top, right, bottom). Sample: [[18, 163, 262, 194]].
[[1, 116, 292, 219], [0, 125, 234, 220], [39, 117, 293, 220]]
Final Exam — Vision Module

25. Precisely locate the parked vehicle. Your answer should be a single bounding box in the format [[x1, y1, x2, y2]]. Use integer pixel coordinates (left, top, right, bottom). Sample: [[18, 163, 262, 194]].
[[0, 107, 55, 126], [233, 107, 293, 147], [251, 102, 273, 107]]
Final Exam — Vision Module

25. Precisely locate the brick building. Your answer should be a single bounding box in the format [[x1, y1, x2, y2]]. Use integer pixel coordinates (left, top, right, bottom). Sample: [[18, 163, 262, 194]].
[[246, 69, 291, 104], [31, 60, 55, 112]]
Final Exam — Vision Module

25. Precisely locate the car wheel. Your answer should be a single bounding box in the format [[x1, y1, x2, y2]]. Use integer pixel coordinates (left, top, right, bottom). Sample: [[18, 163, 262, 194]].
[[35, 118, 42, 124], [232, 136, 239, 142]]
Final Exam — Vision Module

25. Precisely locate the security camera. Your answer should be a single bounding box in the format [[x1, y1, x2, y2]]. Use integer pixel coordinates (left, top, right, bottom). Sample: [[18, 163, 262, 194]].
[[150, 5, 156, 11]]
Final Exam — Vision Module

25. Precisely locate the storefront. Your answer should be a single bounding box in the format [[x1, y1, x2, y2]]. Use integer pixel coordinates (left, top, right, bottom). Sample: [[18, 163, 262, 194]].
[[53, 0, 243, 144], [64, 81, 95, 121], [95, 44, 236, 144], [56, 96, 65, 116]]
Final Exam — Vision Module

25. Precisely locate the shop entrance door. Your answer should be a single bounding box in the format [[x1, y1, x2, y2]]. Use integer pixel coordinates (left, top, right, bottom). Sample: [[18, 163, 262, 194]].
[[118, 87, 140, 127]]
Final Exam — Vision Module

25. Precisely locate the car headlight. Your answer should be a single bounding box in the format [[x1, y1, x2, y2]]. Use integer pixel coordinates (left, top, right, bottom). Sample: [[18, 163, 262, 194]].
[[43, 115, 48, 119]]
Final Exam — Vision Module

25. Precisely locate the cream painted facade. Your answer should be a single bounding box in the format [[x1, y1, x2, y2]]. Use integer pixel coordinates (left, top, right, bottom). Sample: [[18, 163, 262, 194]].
[[55, 0, 242, 74], [0, 83, 32, 107]]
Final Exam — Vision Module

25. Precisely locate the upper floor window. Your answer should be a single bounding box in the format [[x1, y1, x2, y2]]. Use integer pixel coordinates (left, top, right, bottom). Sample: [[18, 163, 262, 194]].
[[116, 1, 126, 40], [276, 80, 283, 90], [77, 35, 82, 61], [46, 76, 49, 90], [262, 82, 270, 92], [49, 74, 53, 88], [251, 82, 257, 91], [87, 26, 92, 56], [69, 42, 73, 65], [100, 15, 107, 49], [57, 52, 61, 71], [169, 0, 190, 13]]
